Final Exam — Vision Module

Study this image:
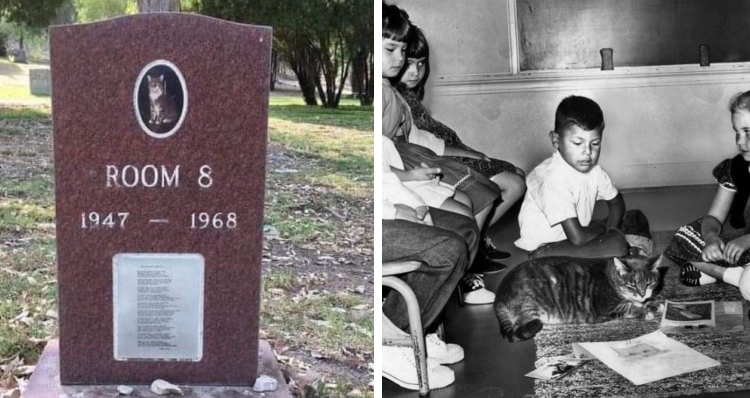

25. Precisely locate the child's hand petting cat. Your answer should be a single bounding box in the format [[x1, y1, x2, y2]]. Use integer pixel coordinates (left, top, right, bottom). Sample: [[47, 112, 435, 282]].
[[702, 235, 726, 263], [723, 235, 750, 264]]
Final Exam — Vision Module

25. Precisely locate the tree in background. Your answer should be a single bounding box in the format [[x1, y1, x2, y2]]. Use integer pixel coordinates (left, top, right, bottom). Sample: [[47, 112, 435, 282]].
[[71, 0, 183, 23], [74, 0, 129, 22], [0, 0, 66, 59], [0, 0, 67, 29], [347, 0, 372, 106], [136, 0, 180, 12], [200, 0, 372, 108]]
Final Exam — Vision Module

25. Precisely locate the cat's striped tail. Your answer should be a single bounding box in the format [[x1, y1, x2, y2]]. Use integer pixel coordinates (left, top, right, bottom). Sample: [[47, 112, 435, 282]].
[[495, 303, 543, 342]]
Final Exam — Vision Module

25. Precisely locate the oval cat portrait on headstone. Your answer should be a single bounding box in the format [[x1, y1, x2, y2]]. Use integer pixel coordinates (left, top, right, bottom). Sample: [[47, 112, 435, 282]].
[[134, 60, 187, 139]]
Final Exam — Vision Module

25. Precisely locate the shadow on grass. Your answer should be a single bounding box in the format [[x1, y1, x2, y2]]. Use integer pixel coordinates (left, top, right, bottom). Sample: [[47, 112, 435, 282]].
[[269, 104, 373, 132]]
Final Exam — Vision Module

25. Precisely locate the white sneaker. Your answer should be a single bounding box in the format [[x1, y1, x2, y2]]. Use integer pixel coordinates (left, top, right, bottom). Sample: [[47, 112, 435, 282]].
[[425, 333, 464, 364], [382, 346, 455, 390]]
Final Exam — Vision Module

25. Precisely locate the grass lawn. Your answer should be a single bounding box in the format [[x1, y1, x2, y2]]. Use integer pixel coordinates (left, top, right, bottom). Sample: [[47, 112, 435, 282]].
[[0, 91, 373, 396], [0, 59, 50, 105]]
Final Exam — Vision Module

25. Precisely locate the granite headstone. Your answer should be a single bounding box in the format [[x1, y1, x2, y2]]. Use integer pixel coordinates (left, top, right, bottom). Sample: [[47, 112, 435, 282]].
[[29, 69, 51, 96], [50, 13, 271, 385]]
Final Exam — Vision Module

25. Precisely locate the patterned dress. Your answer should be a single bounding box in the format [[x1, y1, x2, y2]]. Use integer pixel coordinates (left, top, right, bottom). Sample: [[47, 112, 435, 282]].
[[663, 158, 750, 267], [398, 86, 519, 178], [383, 80, 501, 213]]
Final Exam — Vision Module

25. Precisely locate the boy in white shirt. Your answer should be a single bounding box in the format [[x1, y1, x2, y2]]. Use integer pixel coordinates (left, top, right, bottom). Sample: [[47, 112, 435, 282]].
[[515, 95, 651, 259]]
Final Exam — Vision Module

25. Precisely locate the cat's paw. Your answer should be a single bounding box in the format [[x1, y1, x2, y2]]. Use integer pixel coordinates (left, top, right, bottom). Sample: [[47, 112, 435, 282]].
[[645, 301, 664, 313], [645, 311, 655, 320]]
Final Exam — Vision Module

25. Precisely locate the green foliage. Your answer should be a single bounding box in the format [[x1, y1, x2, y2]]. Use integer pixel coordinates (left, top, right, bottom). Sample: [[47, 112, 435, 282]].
[[180, 0, 198, 12], [74, 0, 130, 22], [51, 0, 77, 24], [0, 0, 67, 29], [199, 0, 374, 108], [0, 106, 50, 119]]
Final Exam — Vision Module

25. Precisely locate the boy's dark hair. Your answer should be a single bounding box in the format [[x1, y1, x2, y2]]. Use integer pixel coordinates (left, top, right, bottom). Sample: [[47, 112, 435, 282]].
[[383, 2, 411, 43], [554, 95, 605, 135], [403, 25, 431, 100]]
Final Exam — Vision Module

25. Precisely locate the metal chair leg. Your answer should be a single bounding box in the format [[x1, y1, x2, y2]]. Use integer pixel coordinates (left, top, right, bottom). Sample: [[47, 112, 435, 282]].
[[383, 275, 430, 396]]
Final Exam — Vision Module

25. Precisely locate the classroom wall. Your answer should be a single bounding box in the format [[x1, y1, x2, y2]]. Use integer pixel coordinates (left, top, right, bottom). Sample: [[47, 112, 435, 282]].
[[392, 0, 743, 190], [391, 0, 512, 77]]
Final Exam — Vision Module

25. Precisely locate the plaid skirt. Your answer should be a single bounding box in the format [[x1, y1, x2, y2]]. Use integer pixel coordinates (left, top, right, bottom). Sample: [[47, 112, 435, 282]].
[[393, 139, 501, 214]]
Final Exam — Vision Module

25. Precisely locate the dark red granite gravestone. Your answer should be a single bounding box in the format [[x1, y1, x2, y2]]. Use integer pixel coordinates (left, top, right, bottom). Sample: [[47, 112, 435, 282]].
[[50, 13, 270, 385]]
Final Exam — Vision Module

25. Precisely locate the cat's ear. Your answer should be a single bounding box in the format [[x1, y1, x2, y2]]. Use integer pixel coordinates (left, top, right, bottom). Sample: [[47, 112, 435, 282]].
[[159, 74, 165, 82], [613, 257, 629, 275], [147, 75, 153, 82]]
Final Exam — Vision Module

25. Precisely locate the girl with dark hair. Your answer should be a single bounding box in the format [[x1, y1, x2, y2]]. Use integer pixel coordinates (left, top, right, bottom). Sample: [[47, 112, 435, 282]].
[[395, 25, 527, 261]]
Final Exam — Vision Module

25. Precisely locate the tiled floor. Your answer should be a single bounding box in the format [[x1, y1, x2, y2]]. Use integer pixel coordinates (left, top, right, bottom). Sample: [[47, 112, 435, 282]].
[[383, 185, 750, 397]]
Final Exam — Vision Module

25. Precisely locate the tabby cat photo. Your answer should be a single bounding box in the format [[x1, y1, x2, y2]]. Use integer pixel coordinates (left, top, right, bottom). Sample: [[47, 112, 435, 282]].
[[134, 61, 186, 138], [147, 74, 178, 129], [494, 255, 663, 342]]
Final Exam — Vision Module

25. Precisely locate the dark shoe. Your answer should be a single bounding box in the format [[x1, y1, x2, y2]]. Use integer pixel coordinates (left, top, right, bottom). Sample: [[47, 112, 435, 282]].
[[458, 274, 495, 305], [481, 237, 512, 261], [678, 262, 702, 287], [471, 255, 508, 275], [621, 209, 652, 239]]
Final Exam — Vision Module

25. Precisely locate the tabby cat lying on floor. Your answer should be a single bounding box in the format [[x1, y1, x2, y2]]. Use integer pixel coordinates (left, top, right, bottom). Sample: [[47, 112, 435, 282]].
[[494, 255, 663, 342]]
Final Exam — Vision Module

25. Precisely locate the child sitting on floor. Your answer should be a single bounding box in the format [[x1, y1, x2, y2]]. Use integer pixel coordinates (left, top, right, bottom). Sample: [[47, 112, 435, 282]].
[[515, 95, 652, 259], [663, 90, 750, 300]]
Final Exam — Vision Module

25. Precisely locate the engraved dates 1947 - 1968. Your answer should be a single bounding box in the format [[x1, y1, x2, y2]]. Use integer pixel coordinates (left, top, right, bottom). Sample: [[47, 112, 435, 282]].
[[81, 164, 236, 230]]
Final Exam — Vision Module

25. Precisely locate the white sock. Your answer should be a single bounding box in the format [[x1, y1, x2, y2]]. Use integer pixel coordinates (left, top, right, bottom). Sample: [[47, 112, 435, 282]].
[[723, 267, 744, 287], [699, 272, 718, 285], [383, 314, 410, 340], [689, 262, 717, 285]]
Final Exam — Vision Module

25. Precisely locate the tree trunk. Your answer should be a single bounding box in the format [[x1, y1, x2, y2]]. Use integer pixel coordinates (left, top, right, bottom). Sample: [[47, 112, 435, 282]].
[[350, 50, 365, 99], [287, 45, 319, 106], [270, 48, 278, 91], [137, 0, 181, 13], [362, 52, 373, 106]]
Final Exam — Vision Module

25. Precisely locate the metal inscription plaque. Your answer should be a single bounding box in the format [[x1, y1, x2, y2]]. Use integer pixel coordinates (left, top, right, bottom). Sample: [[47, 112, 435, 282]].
[[113, 253, 204, 361]]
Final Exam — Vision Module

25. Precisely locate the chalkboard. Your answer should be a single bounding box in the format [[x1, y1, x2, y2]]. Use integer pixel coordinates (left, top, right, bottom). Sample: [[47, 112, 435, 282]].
[[517, 0, 750, 71]]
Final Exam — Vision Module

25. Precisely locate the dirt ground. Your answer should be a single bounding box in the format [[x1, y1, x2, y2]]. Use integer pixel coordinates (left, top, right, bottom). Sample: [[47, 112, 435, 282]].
[[264, 142, 374, 394]]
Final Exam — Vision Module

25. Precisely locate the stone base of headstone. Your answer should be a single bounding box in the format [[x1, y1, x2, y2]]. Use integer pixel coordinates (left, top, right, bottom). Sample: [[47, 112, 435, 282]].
[[24, 339, 292, 398]]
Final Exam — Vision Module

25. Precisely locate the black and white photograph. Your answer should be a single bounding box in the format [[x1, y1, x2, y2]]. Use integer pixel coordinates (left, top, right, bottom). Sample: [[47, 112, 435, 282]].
[[663, 301, 715, 326], [134, 60, 187, 138], [381, 0, 750, 397]]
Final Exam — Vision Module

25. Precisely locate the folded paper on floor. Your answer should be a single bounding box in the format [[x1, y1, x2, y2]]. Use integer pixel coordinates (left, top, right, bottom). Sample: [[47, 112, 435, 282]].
[[572, 330, 721, 385]]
